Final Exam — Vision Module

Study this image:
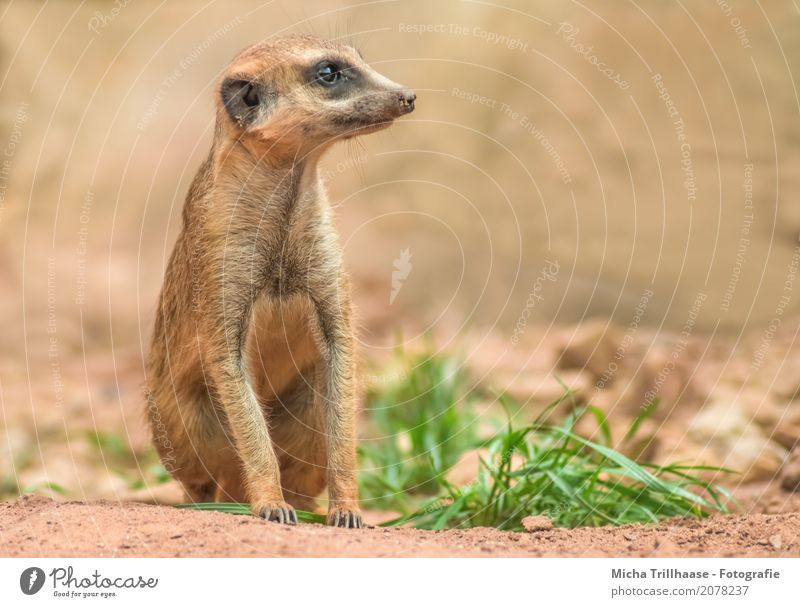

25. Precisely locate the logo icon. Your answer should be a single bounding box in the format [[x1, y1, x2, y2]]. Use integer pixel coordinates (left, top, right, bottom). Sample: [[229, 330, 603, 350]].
[[390, 248, 413, 304], [20, 567, 45, 595]]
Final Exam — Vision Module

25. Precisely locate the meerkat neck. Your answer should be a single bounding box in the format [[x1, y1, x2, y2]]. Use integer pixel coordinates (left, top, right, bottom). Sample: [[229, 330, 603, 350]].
[[212, 139, 326, 216]]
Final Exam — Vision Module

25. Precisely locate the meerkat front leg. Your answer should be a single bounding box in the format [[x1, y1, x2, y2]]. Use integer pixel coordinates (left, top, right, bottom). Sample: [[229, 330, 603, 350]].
[[207, 311, 298, 525], [313, 299, 363, 529]]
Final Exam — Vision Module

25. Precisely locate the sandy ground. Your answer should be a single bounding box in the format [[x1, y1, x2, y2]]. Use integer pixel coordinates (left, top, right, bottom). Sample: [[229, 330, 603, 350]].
[[1, 495, 798, 558]]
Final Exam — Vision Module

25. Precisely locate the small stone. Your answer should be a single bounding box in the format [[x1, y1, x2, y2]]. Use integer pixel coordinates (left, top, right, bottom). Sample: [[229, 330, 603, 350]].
[[769, 535, 782, 550], [521, 515, 553, 532]]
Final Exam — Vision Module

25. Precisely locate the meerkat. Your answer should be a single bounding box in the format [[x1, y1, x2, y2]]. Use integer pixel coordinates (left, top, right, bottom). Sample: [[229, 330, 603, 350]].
[[145, 35, 415, 527]]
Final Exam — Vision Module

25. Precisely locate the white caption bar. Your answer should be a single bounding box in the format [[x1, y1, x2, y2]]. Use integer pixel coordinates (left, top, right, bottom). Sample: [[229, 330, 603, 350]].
[[0, 558, 796, 605]]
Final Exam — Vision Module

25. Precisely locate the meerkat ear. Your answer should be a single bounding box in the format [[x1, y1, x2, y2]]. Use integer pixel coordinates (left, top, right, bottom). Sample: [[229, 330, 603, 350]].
[[220, 78, 274, 127]]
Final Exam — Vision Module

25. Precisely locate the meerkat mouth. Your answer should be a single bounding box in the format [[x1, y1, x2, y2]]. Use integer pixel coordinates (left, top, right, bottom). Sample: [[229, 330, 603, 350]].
[[333, 115, 396, 138], [341, 122, 392, 139], [331, 90, 415, 139]]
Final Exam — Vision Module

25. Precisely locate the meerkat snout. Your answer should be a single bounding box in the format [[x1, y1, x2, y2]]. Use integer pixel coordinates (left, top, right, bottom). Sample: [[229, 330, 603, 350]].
[[397, 89, 416, 113]]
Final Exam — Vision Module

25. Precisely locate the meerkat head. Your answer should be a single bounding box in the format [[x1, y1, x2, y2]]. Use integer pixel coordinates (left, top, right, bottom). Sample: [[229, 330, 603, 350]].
[[216, 35, 415, 157]]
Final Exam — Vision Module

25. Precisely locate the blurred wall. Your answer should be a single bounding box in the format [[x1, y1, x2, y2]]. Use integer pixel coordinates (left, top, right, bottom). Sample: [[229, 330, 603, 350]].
[[1, 0, 799, 366]]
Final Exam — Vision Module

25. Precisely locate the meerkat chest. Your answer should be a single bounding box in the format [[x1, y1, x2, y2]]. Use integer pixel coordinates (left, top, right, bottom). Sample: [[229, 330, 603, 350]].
[[261, 208, 339, 297], [245, 293, 320, 404]]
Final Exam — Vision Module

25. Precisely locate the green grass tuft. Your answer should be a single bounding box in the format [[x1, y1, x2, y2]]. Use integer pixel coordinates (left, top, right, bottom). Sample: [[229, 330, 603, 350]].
[[358, 349, 482, 510], [360, 351, 733, 530]]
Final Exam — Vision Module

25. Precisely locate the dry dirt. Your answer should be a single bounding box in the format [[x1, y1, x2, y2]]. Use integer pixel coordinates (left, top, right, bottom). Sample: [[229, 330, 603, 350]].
[[2, 495, 799, 558]]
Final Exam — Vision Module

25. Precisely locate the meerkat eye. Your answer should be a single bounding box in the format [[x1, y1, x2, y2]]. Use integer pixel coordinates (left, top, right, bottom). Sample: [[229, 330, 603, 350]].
[[242, 83, 259, 107], [316, 62, 342, 85]]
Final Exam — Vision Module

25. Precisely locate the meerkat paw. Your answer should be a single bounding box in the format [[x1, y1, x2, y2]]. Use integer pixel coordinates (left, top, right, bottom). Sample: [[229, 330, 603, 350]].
[[327, 507, 363, 529], [255, 501, 298, 525]]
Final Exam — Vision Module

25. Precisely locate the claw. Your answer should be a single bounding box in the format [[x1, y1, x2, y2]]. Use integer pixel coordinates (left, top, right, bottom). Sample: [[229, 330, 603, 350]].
[[257, 503, 297, 525], [327, 508, 362, 529]]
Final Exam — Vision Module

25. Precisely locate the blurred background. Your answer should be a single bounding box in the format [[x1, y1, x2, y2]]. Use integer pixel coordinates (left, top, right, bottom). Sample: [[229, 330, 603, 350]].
[[2, 0, 800, 510]]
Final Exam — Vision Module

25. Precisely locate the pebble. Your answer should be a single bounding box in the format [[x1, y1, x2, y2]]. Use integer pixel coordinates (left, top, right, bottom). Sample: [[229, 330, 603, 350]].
[[521, 515, 553, 532]]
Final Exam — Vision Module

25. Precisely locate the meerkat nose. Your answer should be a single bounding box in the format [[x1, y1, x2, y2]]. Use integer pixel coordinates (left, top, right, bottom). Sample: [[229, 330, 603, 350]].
[[398, 90, 416, 113]]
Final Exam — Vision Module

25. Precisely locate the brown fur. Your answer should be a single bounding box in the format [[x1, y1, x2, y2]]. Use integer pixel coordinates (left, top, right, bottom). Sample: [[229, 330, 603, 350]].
[[145, 34, 415, 527]]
